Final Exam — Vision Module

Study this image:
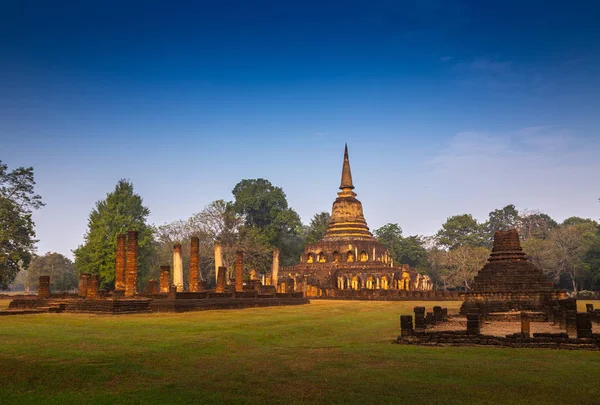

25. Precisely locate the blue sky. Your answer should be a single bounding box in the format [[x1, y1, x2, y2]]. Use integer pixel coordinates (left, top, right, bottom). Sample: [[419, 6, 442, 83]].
[[1, 0, 599, 257]]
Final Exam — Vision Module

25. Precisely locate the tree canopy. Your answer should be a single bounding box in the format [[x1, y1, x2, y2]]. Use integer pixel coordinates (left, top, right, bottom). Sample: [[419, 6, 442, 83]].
[[435, 214, 487, 250], [303, 212, 331, 245], [231, 179, 303, 266], [0, 161, 44, 290], [26, 252, 78, 292], [73, 179, 154, 289], [374, 224, 428, 268]]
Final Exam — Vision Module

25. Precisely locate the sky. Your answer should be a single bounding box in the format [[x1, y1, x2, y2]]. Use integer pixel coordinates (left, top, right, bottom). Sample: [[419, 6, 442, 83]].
[[1, 0, 599, 258]]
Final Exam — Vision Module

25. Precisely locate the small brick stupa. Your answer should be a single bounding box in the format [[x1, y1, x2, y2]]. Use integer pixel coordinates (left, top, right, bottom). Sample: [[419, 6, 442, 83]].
[[460, 229, 564, 315]]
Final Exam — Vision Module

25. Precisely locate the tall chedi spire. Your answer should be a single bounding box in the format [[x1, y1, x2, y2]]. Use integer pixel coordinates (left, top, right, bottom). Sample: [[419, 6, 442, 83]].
[[322, 144, 375, 241], [339, 143, 354, 191]]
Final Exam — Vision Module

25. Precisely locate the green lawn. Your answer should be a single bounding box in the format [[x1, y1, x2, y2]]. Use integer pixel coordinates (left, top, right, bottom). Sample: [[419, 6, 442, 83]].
[[1, 300, 599, 405]]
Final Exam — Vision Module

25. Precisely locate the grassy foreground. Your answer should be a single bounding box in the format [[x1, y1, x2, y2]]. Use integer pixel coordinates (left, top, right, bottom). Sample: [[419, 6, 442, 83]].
[[1, 300, 599, 405]]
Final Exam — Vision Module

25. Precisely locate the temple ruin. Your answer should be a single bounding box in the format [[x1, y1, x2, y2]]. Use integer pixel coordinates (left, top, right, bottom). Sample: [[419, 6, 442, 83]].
[[396, 229, 599, 350], [264, 145, 434, 298], [460, 229, 564, 315]]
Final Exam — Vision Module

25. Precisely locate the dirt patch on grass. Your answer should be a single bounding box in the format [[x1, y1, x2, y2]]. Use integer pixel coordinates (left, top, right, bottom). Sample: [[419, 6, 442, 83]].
[[430, 317, 599, 336]]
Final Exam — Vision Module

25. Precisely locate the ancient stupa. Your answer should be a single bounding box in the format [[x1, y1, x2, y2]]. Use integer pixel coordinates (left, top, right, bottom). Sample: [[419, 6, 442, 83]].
[[273, 144, 432, 292], [460, 229, 564, 315]]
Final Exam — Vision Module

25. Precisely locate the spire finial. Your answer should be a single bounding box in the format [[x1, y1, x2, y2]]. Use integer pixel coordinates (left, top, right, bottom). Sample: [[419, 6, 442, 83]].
[[340, 143, 354, 190]]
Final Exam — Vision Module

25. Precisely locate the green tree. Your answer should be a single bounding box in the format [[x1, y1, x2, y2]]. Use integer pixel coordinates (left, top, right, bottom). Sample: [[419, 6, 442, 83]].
[[304, 212, 331, 245], [486, 204, 520, 241], [374, 223, 404, 261], [231, 179, 302, 266], [435, 214, 487, 250], [374, 224, 428, 268], [0, 161, 44, 290], [561, 217, 598, 227], [26, 252, 78, 292], [73, 180, 154, 289]]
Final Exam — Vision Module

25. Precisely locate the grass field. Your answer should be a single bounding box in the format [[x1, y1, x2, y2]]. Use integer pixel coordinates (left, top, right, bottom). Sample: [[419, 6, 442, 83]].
[[1, 300, 599, 405]]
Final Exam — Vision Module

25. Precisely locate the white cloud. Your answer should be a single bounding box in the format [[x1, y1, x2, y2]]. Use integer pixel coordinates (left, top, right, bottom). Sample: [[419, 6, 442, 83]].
[[426, 128, 600, 225]]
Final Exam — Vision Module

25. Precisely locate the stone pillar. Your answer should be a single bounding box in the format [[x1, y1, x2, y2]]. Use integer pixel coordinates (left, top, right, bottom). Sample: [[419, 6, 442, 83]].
[[115, 233, 127, 291], [38, 276, 50, 298], [216, 266, 227, 293], [146, 280, 159, 294], [433, 306, 443, 322], [426, 312, 435, 325], [521, 313, 530, 337], [466, 313, 481, 335], [414, 306, 426, 330], [125, 230, 139, 297], [87, 275, 99, 299], [189, 237, 200, 292], [271, 248, 280, 288], [566, 310, 578, 337], [173, 244, 183, 292], [441, 308, 449, 321], [168, 285, 177, 300], [78, 274, 90, 297], [576, 312, 593, 338], [235, 251, 243, 293], [400, 315, 414, 337], [214, 240, 223, 288], [159, 266, 170, 293]]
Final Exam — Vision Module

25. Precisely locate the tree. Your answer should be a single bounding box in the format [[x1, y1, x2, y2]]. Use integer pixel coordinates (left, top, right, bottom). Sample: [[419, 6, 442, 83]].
[[374, 223, 403, 259], [518, 210, 558, 240], [435, 214, 487, 250], [73, 180, 154, 289], [540, 223, 597, 292], [0, 161, 44, 290], [154, 199, 275, 284], [26, 252, 78, 292], [561, 217, 598, 227], [440, 245, 490, 290], [486, 204, 520, 241], [304, 212, 330, 245], [231, 179, 302, 266], [374, 223, 428, 268]]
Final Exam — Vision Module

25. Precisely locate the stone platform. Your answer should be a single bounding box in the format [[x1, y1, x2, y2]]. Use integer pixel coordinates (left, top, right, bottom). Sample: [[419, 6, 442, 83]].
[[5, 294, 309, 315], [149, 296, 309, 312]]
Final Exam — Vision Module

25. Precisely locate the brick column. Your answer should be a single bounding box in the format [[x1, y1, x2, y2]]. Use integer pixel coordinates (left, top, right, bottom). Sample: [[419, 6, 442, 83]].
[[78, 274, 90, 297], [521, 313, 530, 337], [566, 310, 577, 337], [214, 241, 223, 287], [125, 230, 138, 297], [38, 276, 50, 298], [466, 313, 481, 335], [271, 248, 280, 289], [576, 312, 593, 338], [414, 306, 426, 330], [168, 285, 177, 300], [115, 233, 127, 291], [87, 275, 99, 299], [159, 265, 170, 293], [189, 237, 200, 292], [433, 306, 442, 322], [216, 266, 227, 293], [235, 251, 243, 292], [173, 244, 183, 292], [400, 315, 414, 337]]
